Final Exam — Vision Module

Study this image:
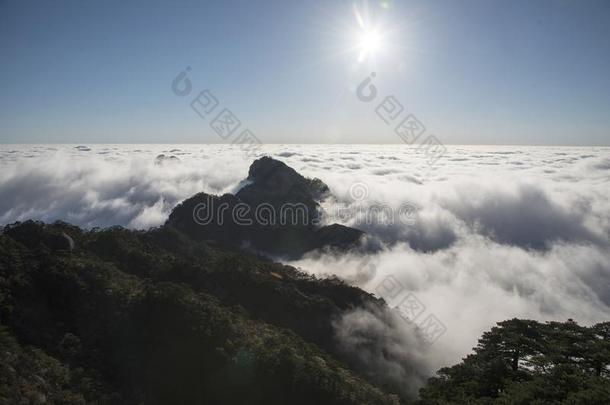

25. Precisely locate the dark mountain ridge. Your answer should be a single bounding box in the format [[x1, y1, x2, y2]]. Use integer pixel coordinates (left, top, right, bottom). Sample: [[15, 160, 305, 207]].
[[167, 156, 364, 258], [0, 220, 398, 404]]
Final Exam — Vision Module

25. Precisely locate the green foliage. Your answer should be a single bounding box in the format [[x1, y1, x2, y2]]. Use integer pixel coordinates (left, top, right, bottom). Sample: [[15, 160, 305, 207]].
[[0, 221, 396, 404], [4, 220, 607, 404], [418, 319, 610, 404]]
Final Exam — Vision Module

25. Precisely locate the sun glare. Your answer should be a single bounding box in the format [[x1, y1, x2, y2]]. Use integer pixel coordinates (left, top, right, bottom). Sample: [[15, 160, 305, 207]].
[[358, 29, 382, 60], [350, 3, 386, 63]]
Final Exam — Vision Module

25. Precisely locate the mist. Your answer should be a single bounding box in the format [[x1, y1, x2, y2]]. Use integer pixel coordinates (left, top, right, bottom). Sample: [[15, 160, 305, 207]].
[[1, 143, 609, 396]]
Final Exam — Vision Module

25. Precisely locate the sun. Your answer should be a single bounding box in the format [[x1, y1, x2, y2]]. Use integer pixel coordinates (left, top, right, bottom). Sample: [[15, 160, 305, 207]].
[[358, 29, 382, 60], [345, 3, 394, 64]]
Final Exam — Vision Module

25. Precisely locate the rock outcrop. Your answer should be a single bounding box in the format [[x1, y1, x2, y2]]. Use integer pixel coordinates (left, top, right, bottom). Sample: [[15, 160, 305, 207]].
[[166, 157, 363, 258]]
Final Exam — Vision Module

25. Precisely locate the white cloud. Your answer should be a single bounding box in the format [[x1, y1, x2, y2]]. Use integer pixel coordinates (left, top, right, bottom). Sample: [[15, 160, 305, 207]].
[[1, 143, 609, 394]]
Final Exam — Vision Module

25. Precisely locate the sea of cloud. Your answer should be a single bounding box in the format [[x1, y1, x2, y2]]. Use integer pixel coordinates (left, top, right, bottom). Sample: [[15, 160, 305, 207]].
[[1, 143, 609, 395]]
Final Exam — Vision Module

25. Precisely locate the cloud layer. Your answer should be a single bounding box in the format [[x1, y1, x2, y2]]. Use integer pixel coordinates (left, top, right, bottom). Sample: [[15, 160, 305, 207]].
[[2, 143, 609, 396]]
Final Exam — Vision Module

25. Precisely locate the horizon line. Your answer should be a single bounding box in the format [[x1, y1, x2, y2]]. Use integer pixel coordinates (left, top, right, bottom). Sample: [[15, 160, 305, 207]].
[[2, 142, 610, 148]]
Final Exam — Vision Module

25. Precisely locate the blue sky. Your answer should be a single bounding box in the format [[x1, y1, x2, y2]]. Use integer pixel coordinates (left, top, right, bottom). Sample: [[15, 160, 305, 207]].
[[1, 0, 609, 145]]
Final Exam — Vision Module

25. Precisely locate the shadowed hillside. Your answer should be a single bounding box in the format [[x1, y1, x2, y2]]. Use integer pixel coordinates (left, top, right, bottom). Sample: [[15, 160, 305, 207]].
[[0, 220, 399, 404]]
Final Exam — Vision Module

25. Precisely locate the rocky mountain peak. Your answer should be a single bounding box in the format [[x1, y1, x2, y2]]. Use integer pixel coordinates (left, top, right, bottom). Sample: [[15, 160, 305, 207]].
[[166, 157, 361, 258]]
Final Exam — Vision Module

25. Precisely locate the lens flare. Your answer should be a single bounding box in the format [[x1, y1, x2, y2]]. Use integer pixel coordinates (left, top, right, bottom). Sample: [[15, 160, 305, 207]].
[[351, 4, 385, 62], [358, 29, 382, 60]]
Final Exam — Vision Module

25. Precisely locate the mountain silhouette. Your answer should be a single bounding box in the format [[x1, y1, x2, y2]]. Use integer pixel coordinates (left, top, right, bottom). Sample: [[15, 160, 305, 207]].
[[166, 156, 363, 258]]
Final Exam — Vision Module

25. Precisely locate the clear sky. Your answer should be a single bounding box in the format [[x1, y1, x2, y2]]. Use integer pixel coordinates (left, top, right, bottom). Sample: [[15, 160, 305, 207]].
[[1, 0, 609, 145]]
